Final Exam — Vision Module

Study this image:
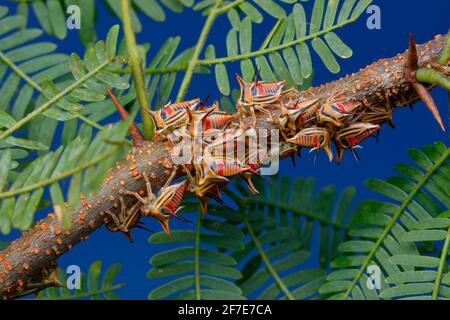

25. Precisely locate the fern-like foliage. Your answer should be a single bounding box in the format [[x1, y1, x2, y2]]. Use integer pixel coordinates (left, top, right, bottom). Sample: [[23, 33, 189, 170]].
[[0, 18, 128, 143], [207, 0, 372, 95], [10, 0, 194, 45], [146, 176, 356, 300], [144, 37, 210, 110], [147, 203, 246, 300], [0, 118, 132, 234], [320, 141, 450, 300], [227, 177, 355, 299], [36, 261, 124, 300], [0, 16, 133, 234], [0, 8, 67, 149]]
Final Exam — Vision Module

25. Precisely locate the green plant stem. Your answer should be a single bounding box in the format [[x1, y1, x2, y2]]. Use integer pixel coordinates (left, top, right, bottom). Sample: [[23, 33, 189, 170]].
[[215, 0, 245, 15], [125, 18, 356, 76], [43, 283, 125, 300], [243, 215, 295, 300], [0, 51, 103, 130], [342, 147, 450, 299], [119, 0, 153, 139], [200, 19, 356, 65], [123, 64, 188, 75], [194, 209, 202, 300], [176, 0, 224, 102], [432, 225, 450, 300], [225, 188, 295, 300], [245, 199, 349, 230], [260, 19, 284, 50], [0, 147, 119, 200], [0, 60, 110, 141], [416, 67, 450, 91], [439, 30, 450, 66]]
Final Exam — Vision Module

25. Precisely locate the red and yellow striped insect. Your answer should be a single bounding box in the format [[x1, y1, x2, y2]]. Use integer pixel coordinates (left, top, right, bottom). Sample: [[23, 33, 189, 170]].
[[275, 142, 301, 167], [185, 106, 238, 137], [278, 101, 304, 134], [199, 155, 256, 178], [278, 96, 321, 134], [291, 96, 322, 127], [200, 154, 263, 195], [236, 74, 291, 126], [283, 127, 333, 162], [317, 99, 361, 127], [360, 104, 395, 128], [124, 171, 190, 236], [334, 123, 380, 163], [187, 166, 230, 215], [162, 99, 201, 117], [204, 120, 249, 158], [144, 98, 201, 136], [105, 197, 150, 242]]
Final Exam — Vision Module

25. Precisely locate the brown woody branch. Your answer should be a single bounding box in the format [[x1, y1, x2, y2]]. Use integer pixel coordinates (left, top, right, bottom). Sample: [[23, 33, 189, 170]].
[[0, 34, 448, 300]]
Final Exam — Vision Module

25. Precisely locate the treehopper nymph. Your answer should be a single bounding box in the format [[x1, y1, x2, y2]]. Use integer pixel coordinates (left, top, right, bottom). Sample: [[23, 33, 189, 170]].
[[235, 74, 292, 127], [334, 123, 380, 163], [123, 171, 190, 236]]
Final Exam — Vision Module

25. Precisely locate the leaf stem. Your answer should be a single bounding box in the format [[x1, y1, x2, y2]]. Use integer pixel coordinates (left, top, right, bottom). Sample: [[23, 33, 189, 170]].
[[343, 147, 450, 299], [215, 0, 245, 15], [224, 188, 295, 299], [0, 60, 110, 141], [194, 209, 202, 300], [133, 18, 356, 76], [432, 225, 450, 300], [199, 19, 356, 66], [260, 19, 284, 50], [125, 64, 188, 75], [176, 0, 224, 102], [0, 147, 119, 200], [244, 215, 295, 300], [119, 0, 153, 139], [416, 67, 450, 91], [42, 283, 125, 300], [245, 198, 349, 230], [0, 51, 103, 130]]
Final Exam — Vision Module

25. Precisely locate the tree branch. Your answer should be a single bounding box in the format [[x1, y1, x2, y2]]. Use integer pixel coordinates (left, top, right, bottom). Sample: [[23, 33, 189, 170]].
[[0, 34, 447, 300]]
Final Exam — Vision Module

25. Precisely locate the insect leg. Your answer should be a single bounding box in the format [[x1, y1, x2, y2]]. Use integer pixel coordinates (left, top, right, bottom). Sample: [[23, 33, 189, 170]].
[[124, 190, 147, 204], [105, 210, 120, 229], [162, 169, 177, 189], [142, 172, 153, 197]]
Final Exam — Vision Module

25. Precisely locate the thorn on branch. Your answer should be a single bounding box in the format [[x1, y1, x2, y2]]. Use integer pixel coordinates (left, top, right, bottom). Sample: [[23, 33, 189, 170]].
[[106, 88, 145, 146], [407, 34, 445, 131]]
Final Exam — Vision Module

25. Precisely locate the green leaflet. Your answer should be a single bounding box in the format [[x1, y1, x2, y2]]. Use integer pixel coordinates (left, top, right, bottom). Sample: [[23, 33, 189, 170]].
[[147, 209, 246, 300], [222, 177, 355, 300], [320, 141, 450, 300], [37, 261, 124, 300], [0, 123, 130, 234], [206, 0, 370, 95]]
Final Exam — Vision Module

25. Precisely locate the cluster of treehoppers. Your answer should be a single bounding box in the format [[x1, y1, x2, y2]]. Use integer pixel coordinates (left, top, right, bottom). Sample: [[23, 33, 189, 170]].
[[105, 75, 393, 240]]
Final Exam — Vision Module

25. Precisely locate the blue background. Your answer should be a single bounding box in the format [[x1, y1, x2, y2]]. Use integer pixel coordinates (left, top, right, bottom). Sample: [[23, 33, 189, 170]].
[[2, 0, 449, 299]]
